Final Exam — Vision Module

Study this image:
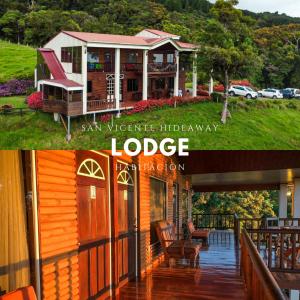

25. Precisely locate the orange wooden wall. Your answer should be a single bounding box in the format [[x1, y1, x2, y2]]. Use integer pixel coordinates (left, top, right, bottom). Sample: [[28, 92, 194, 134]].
[[35, 151, 191, 298], [36, 150, 79, 300]]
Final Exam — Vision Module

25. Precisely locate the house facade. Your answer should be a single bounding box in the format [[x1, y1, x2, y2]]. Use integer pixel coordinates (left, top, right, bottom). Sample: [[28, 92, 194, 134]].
[[35, 29, 198, 119], [0, 150, 192, 299]]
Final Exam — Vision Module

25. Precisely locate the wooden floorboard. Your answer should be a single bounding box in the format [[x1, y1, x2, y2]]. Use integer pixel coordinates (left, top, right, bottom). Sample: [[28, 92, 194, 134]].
[[119, 231, 246, 299]]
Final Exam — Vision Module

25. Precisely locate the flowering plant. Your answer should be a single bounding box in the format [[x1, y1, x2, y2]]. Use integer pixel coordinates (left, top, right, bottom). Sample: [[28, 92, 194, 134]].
[[100, 113, 112, 123], [27, 91, 43, 109], [0, 80, 34, 96]]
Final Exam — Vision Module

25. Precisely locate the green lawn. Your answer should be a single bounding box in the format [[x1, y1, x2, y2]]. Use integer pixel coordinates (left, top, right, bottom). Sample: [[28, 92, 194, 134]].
[[0, 40, 36, 83], [0, 96, 27, 108], [1, 96, 300, 150]]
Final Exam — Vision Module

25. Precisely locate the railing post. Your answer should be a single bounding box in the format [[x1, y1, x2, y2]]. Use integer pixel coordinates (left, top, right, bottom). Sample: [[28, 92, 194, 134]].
[[234, 214, 240, 245]]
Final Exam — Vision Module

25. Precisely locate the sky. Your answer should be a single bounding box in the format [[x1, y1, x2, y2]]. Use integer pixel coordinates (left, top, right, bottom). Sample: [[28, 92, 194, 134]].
[[209, 0, 300, 17]]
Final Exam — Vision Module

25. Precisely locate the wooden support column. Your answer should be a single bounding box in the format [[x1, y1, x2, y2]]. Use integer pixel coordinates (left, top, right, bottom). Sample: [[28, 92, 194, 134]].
[[279, 184, 288, 224], [174, 50, 180, 96], [143, 50, 148, 100], [110, 156, 120, 297], [115, 48, 121, 115], [192, 52, 197, 97], [293, 178, 300, 218]]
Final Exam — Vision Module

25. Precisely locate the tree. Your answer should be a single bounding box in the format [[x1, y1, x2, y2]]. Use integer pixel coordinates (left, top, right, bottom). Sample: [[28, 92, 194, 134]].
[[192, 191, 277, 219], [255, 24, 300, 88], [0, 10, 24, 43], [198, 0, 262, 123]]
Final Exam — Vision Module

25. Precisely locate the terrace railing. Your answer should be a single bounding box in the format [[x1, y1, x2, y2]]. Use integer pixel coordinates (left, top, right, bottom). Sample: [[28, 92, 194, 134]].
[[87, 99, 116, 112], [192, 213, 236, 230], [240, 229, 286, 300], [247, 228, 300, 273], [148, 63, 177, 73]]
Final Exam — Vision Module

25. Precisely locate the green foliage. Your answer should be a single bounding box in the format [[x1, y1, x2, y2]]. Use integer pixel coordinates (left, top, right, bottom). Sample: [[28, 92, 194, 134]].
[[2, 96, 300, 149], [254, 24, 300, 88], [192, 191, 278, 218], [198, 0, 262, 90], [0, 40, 35, 83]]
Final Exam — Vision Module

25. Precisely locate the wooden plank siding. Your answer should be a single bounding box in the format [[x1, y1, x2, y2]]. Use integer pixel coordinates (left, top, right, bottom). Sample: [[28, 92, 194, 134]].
[[36, 150, 79, 300], [34, 151, 191, 299]]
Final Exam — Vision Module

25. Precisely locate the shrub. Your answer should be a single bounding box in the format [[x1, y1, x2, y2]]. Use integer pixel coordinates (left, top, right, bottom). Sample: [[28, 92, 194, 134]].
[[286, 102, 297, 110], [0, 79, 34, 97], [99, 113, 112, 123], [27, 91, 43, 109], [125, 96, 210, 116]]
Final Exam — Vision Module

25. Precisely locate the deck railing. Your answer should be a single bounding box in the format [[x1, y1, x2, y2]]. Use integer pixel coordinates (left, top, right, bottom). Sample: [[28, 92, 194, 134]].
[[87, 99, 116, 112], [247, 228, 300, 273], [192, 213, 236, 230], [240, 229, 286, 300], [148, 63, 177, 73]]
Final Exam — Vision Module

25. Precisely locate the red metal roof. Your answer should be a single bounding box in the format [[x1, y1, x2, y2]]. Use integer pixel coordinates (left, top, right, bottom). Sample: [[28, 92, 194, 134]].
[[39, 48, 67, 80], [177, 41, 198, 49], [63, 31, 152, 46], [42, 79, 83, 88], [144, 29, 179, 38], [62, 31, 196, 50]]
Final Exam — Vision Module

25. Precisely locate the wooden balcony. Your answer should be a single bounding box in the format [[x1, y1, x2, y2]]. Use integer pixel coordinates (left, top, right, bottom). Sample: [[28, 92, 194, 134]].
[[87, 99, 135, 112], [148, 62, 177, 73], [120, 230, 246, 300], [43, 99, 83, 116]]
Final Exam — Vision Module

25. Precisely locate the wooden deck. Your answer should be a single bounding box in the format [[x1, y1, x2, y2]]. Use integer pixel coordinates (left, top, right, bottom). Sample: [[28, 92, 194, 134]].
[[119, 231, 246, 299]]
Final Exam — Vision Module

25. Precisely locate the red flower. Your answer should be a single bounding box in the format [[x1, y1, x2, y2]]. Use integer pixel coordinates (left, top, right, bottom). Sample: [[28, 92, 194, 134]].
[[27, 91, 43, 109], [100, 114, 112, 123]]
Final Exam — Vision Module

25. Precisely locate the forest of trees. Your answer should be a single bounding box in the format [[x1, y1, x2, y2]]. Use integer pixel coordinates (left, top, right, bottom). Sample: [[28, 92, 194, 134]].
[[192, 191, 281, 219], [1, 0, 300, 88]]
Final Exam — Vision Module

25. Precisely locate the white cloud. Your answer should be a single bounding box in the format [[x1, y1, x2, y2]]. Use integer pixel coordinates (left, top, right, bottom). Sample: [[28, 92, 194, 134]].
[[209, 0, 300, 17]]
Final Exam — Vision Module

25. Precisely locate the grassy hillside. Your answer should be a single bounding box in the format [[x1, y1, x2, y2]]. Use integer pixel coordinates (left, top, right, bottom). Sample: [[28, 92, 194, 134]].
[[1, 96, 300, 150], [0, 40, 36, 83]]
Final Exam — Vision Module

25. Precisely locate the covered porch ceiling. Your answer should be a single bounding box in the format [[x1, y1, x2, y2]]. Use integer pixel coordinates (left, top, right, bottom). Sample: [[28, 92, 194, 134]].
[[178, 151, 300, 192]]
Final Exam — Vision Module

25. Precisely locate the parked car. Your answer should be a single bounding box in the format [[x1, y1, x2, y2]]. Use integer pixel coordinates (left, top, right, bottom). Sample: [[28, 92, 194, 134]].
[[228, 85, 258, 99], [258, 89, 283, 99], [295, 89, 300, 99], [280, 88, 296, 99]]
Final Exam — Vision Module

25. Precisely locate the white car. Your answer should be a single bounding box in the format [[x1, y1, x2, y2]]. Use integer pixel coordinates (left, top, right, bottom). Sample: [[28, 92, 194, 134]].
[[228, 85, 258, 99], [258, 89, 283, 99], [294, 89, 300, 99]]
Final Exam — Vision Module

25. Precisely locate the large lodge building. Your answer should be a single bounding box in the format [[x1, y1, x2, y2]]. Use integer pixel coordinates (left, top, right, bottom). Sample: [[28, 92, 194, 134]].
[[36, 29, 198, 120]]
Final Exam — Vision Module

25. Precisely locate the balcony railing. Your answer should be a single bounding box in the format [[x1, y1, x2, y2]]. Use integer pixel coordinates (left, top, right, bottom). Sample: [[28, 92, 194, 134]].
[[87, 99, 116, 112], [241, 229, 286, 300], [87, 62, 115, 72], [148, 63, 177, 73]]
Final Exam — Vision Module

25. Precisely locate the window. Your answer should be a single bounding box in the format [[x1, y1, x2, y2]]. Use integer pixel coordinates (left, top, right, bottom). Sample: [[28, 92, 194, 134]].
[[168, 77, 174, 89], [127, 52, 138, 63], [153, 53, 163, 64], [61, 47, 72, 63], [72, 47, 82, 73], [167, 53, 174, 63], [87, 80, 92, 93], [77, 159, 105, 180], [150, 178, 167, 245], [104, 52, 112, 63], [155, 78, 165, 90], [117, 170, 134, 186], [127, 79, 138, 92]]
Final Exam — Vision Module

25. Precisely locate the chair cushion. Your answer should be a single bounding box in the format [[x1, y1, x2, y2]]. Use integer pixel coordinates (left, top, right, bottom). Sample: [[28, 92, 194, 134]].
[[167, 240, 201, 256], [192, 230, 210, 238]]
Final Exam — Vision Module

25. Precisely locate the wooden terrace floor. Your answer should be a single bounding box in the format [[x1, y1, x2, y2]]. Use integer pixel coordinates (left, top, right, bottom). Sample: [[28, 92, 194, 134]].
[[119, 231, 246, 299]]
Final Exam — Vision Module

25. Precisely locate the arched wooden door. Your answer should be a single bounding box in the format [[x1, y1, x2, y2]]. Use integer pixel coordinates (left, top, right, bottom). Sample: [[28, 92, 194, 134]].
[[76, 151, 111, 300], [116, 162, 137, 284]]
